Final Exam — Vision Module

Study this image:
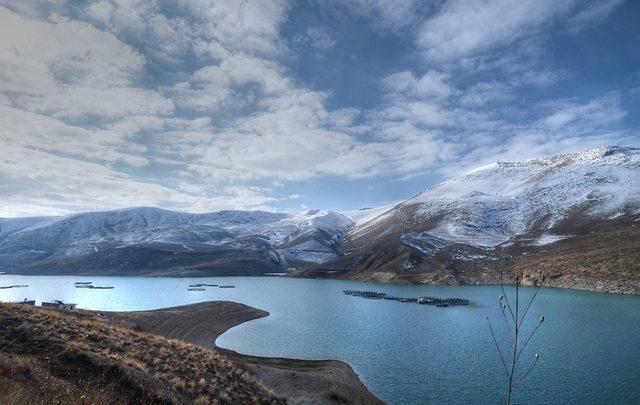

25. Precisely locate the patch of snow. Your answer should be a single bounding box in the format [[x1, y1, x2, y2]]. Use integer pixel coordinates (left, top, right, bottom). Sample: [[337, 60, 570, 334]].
[[427, 222, 511, 247], [531, 233, 570, 246], [400, 232, 452, 254], [452, 253, 490, 261], [342, 201, 400, 226]]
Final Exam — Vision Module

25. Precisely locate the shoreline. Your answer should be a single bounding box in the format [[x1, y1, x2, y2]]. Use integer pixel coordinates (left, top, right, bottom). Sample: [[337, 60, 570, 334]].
[[2, 271, 639, 296], [0, 270, 640, 296], [99, 301, 383, 405], [285, 271, 640, 296]]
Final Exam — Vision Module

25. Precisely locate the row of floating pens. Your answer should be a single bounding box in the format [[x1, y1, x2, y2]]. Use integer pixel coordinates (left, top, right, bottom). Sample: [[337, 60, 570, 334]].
[[188, 283, 236, 291], [343, 290, 470, 307]]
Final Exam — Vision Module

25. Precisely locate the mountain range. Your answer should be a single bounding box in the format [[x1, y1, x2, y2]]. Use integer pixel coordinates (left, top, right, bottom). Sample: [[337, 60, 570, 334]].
[[1, 146, 639, 293]]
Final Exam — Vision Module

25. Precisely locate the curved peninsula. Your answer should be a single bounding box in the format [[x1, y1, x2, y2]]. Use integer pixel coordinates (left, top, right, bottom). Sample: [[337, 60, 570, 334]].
[[101, 301, 383, 405]]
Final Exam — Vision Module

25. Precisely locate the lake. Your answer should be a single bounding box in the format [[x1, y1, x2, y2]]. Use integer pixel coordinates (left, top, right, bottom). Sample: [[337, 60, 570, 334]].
[[1, 275, 639, 404]]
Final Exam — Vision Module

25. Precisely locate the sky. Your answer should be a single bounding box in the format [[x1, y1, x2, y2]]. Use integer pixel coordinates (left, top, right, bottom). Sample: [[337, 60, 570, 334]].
[[0, 0, 639, 217]]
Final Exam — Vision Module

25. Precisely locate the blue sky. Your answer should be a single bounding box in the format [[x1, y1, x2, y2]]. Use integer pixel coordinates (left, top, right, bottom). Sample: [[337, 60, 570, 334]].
[[0, 0, 638, 217]]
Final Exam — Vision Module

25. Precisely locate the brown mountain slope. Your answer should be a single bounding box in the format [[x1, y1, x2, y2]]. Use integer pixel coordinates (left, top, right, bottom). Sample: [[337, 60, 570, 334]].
[[291, 215, 640, 295]]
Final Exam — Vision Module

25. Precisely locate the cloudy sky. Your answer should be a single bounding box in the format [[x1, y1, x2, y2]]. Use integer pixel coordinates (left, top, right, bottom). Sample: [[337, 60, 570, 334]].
[[0, 0, 639, 217]]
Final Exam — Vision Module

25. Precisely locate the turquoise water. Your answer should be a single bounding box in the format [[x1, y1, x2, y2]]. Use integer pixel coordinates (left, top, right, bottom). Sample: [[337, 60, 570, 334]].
[[1, 275, 639, 404]]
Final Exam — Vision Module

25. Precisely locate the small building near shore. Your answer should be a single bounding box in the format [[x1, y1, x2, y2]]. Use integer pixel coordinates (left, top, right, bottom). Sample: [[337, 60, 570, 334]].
[[41, 300, 77, 310]]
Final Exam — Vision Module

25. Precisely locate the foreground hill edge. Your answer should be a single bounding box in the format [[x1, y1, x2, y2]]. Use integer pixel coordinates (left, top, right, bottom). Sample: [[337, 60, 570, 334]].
[[0, 301, 382, 405]]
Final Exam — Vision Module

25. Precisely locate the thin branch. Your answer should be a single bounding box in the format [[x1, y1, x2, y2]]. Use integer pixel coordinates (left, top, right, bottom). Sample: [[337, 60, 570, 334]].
[[487, 317, 510, 378], [515, 320, 543, 363], [499, 272, 516, 323], [488, 268, 545, 404], [500, 304, 515, 348], [506, 278, 521, 405], [513, 356, 540, 390], [519, 281, 543, 325]]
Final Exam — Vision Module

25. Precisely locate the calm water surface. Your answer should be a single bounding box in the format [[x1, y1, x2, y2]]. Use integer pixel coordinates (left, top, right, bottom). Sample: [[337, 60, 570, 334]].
[[1, 275, 639, 404]]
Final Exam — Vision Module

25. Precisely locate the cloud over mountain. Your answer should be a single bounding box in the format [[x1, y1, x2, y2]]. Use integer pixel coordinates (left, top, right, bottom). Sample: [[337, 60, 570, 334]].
[[0, 0, 636, 217]]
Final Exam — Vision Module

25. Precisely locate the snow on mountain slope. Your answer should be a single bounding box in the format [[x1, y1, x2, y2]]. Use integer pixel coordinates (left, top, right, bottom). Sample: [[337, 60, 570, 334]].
[[269, 210, 354, 265], [0, 208, 282, 248], [278, 209, 354, 241], [350, 146, 640, 248], [342, 201, 400, 227], [0, 207, 354, 271], [0, 217, 52, 237]]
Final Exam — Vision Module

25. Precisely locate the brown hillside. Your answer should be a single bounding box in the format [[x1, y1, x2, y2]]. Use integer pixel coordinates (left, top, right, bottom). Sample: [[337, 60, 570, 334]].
[[0, 303, 284, 405]]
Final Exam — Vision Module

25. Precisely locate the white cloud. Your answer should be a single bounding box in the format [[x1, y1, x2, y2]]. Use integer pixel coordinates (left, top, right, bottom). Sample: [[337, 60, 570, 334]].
[[173, 53, 291, 112], [458, 81, 514, 107], [0, 104, 148, 167], [336, 0, 425, 32], [0, 143, 183, 216], [19, 86, 174, 120], [380, 101, 451, 127], [192, 90, 358, 181], [180, 0, 291, 56], [0, 124, 280, 217], [0, 0, 71, 19], [0, 7, 173, 120], [382, 71, 453, 99], [415, 0, 625, 63], [567, 0, 625, 32], [295, 26, 336, 50], [0, 8, 143, 90], [541, 93, 626, 132], [83, 0, 195, 62], [416, 0, 575, 61]]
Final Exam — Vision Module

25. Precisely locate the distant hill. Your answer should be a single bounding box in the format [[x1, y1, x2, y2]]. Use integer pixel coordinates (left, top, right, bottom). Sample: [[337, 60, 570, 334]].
[[0, 207, 353, 276], [2, 146, 639, 293]]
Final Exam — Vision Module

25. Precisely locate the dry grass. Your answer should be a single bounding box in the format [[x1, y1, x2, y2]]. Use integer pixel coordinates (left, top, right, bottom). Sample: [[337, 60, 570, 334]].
[[0, 303, 285, 404]]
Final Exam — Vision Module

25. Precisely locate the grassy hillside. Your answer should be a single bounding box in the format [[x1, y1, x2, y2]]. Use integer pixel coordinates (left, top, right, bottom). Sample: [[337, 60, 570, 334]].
[[0, 303, 284, 404]]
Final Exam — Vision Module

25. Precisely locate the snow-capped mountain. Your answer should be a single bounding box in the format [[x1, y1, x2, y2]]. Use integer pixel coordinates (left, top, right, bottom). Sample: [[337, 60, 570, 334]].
[[301, 146, 640, 294], [348, 145, 640, 248], [0, 207, 353, 275]]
